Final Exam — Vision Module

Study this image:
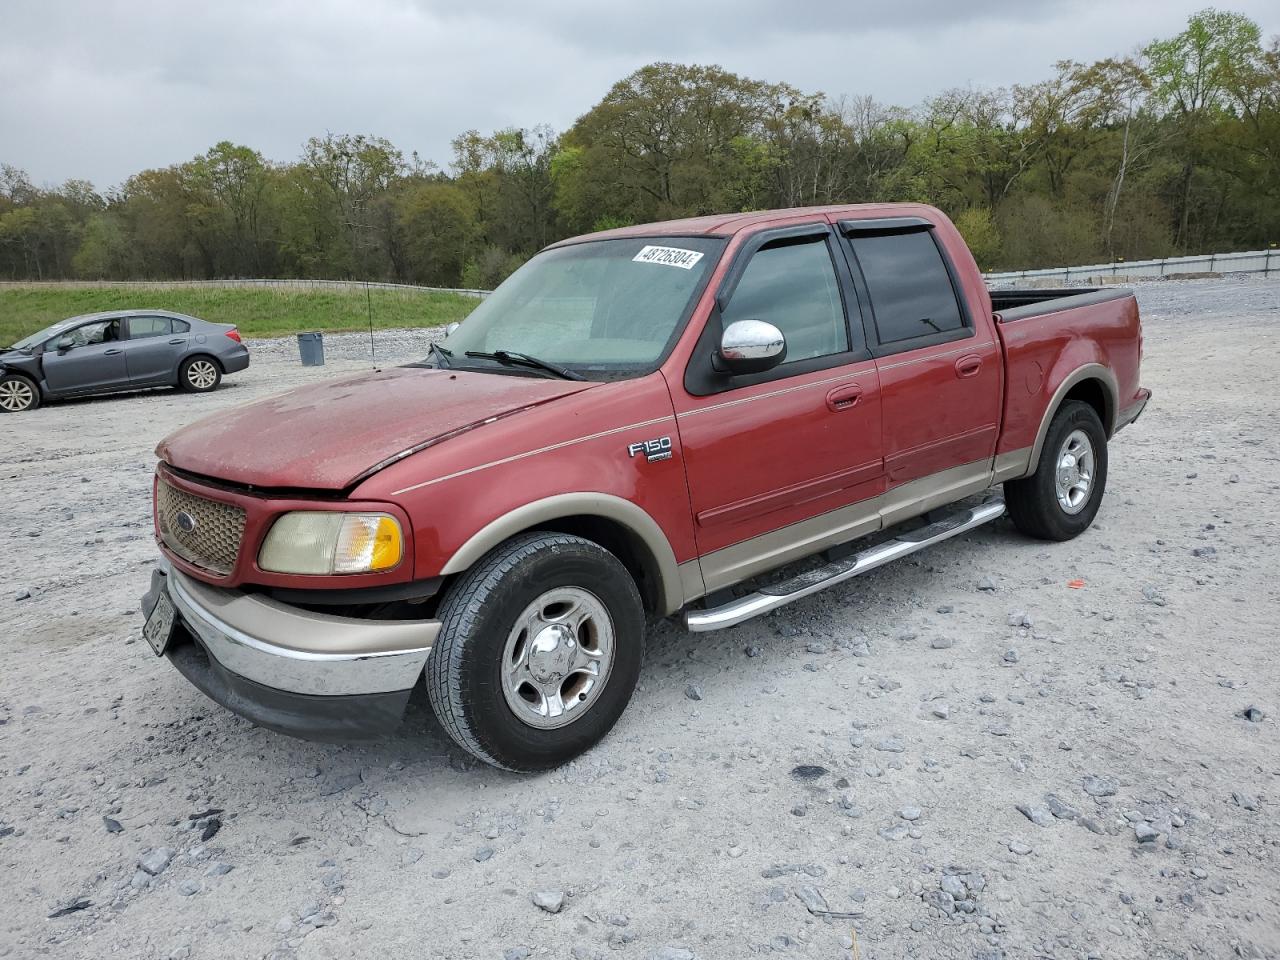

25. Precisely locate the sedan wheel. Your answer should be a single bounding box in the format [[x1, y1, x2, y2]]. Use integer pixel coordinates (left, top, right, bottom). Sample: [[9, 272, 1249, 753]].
[[179, 357, 222, 393], [0, 375, 39, 412]]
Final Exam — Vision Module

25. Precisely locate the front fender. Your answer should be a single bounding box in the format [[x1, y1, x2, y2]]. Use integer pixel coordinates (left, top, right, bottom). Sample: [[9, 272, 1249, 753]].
[[440, 492, 693, 615]]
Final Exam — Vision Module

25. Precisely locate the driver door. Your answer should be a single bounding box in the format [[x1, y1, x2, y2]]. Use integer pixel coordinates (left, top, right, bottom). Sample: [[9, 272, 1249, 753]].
[[41, 319, 130, 394], [671, 224, 885, 593]]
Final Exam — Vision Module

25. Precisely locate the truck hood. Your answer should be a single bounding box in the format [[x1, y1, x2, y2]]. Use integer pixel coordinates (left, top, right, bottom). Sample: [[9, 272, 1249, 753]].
[[157, 367, 597, 491]]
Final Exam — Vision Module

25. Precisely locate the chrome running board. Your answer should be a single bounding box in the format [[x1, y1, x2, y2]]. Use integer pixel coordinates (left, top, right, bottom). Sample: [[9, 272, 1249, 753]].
[[683, 497, 1006, 632]]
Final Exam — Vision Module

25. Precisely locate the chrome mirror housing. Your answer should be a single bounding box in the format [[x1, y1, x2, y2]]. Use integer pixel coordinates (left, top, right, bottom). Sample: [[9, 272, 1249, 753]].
[[444, 322, 460, 336], [717, 319, 786, 374]]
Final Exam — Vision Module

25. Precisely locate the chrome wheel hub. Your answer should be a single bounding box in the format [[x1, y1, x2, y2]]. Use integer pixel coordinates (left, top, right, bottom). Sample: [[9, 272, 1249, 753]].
[[1055, 429, 1095, 515], [0, 380, 35, 411], [501, 587, 614, 730]]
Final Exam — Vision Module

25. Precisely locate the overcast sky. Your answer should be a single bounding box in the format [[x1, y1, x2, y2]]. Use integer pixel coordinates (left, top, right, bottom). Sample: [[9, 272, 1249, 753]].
[[3, 0, 1277, 191]]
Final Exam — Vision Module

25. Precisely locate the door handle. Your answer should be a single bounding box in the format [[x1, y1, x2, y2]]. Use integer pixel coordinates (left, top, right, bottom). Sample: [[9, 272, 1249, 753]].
[[955, 355, 982, 378], [103, 348, 123, 356], [168, 338, 187, 345], [825, 384, 863, 411]]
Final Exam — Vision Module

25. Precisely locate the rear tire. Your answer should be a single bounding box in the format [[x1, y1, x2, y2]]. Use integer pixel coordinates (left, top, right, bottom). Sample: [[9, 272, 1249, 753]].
[[426, 532, 645, 772], [1004, 400, 1107, 541], [179, 356, 222, 393], [0, 373, 40, 412]]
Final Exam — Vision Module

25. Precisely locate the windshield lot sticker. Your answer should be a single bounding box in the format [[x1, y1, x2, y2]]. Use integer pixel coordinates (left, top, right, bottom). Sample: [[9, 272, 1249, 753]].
[[633, 245, 704, 270]]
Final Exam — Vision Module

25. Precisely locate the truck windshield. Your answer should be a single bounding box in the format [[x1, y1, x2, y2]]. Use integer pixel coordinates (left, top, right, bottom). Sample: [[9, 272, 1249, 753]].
[[438, 236, 724, 379]]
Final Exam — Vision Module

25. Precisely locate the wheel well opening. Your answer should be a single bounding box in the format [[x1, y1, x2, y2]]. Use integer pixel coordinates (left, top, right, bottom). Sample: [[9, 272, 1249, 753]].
[[1063, 378, 1113, 436], [536, 515, 662, 615], [185, 353, 224, 373]]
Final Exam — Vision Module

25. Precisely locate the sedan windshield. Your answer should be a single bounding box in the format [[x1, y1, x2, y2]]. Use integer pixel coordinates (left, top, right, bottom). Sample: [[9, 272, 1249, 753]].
[[438, 236, 724, 379], [10, 316, 88, 350]]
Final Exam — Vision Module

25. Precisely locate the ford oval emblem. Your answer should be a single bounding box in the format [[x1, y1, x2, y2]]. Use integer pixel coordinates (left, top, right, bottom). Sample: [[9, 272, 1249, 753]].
[[175, 510, 198, 534]]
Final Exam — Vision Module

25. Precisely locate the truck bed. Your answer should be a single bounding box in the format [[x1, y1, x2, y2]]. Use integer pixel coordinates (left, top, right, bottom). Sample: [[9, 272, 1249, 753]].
[[989, 287, 1133, 322]]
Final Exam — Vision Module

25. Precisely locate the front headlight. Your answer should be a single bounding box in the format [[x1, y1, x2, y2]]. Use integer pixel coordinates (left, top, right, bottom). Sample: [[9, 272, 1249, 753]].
[[258, 512, 403, 575]]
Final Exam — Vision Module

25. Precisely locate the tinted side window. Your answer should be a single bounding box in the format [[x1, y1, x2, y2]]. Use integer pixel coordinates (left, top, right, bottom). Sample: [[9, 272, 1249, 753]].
[[849, 231, 965, 347], [129, 316, 172, 339], [171, 319, 190, 333], [723, 237, 848, 363]]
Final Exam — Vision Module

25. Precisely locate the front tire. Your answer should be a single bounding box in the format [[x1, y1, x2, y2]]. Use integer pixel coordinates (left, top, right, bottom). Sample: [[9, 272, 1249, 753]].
[[1005, 400, 1107, 541], [426, 532, 645, 772], [0, 374, 40, 412], [179, 356, 222, 393]]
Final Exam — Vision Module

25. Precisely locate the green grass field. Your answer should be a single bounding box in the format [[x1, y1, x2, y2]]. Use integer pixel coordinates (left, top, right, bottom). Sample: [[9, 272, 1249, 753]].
[[0, 285, 482, 345]]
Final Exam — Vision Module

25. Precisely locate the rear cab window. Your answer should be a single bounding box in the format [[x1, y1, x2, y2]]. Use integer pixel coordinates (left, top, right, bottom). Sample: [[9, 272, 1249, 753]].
[[842, 225, 971, 355]]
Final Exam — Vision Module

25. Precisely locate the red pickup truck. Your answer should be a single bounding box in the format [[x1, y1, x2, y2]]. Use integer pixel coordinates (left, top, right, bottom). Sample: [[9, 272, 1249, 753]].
[[140, 203, 1149, 771]]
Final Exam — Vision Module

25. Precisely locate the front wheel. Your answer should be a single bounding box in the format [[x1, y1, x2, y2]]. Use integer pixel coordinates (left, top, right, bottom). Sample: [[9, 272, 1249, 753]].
[[179, 356, 222, 393], [1004, 400, 1108, 541], [426, 532, 645, 772], [0, 374, 40, 412]]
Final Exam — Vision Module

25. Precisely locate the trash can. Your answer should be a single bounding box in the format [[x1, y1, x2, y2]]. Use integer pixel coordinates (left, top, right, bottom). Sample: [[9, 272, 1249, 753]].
[[297, 332, 325, 366]]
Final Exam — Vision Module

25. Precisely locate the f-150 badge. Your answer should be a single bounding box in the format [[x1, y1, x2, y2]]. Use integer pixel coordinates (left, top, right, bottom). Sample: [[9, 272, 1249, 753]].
[[628, 436, 673, 463]]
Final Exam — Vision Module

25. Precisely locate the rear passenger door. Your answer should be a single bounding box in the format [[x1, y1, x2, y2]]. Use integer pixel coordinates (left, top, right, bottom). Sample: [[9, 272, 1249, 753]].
[[838, 219, 1000, 517], [123, 315, 188, 385]]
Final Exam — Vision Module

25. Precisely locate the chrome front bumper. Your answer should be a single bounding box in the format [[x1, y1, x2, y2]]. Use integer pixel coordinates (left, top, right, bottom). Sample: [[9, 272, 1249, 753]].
[[159, 562, 437, 696]]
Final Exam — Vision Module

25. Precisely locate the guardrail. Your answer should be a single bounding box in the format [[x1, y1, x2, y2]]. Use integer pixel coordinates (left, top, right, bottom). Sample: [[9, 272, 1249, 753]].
[[985, 248, 1278, 284], [0, 278, 492, 297]]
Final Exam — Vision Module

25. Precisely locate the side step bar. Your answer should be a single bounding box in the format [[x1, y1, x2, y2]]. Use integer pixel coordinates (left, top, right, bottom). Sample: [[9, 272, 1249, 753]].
[[683, 498, 1007, 632]]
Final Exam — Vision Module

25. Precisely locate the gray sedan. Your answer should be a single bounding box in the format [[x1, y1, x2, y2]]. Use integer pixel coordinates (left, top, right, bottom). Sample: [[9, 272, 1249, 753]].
[[0, 310, 250, 412]]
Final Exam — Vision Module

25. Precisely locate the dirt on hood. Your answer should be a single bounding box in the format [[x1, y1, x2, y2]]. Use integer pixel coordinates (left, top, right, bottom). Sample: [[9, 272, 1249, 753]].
[[156, 366, 596, 490]]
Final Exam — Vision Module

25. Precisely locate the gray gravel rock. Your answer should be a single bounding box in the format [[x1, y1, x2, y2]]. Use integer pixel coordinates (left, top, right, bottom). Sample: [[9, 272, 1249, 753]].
[[177, 879, 201, 897], [531, 890, 565, 914], [138, 847, 174, 876], [1046, 794, 1080, 819], [931, 637, 954, 649], [684, 683, 703, 701], [1134, 823, 1160, 843], [1241, 705, 1266, 722], [1082, 775, 1118, 797], [977, 577, 997, 592], [1016, 802, 1054, 827]]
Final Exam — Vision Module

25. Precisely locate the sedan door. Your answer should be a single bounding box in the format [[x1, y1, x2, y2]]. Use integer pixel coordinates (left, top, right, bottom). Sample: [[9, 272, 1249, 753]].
[[40, 319, 130, 394], [123, 315, 188, 385]]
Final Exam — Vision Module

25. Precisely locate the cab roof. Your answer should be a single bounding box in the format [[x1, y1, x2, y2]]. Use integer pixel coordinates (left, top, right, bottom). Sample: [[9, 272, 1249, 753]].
[[548, 202, 941, 248]]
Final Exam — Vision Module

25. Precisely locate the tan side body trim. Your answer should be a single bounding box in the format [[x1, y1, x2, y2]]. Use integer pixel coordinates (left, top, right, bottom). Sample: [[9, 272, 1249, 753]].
[[439, 492, 694, 615], [1025, 364, 1118, 477], [696, 459, 995, 595]]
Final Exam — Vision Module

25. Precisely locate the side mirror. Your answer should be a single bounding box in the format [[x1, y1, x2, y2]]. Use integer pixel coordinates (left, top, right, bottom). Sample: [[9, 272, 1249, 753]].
[[56, 335, 76, 352], [716, 319, 786, 375], [444, 322, 460, 336]]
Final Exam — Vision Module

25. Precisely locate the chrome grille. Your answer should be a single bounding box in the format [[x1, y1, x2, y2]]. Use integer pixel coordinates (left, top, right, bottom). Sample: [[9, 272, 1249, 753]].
[[157, 478, 246, 576]]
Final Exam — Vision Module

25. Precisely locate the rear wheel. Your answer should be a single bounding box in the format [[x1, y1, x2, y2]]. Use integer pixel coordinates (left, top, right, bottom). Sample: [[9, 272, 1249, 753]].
[[179, 356, 222, 393], [0, 374, 40, 412], [426, 532, 645, 772], [1005, 400, 1107, 541]]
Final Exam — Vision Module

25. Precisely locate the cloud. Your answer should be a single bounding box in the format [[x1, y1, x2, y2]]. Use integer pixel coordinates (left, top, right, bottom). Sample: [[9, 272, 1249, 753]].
[[1, 0, 1276, 189]]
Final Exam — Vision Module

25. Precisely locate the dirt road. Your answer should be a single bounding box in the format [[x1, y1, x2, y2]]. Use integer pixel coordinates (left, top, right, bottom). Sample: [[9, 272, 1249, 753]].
[[1, 280, 1276, 960]]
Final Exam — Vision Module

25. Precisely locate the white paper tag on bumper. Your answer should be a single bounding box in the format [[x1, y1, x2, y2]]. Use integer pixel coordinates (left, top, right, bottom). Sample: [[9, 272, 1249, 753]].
[[632, 245, 704, 269]]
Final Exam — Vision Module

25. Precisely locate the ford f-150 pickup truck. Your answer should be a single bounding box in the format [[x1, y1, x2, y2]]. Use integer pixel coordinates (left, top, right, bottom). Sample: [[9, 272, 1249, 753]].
[[140, 203, 1149, 771]]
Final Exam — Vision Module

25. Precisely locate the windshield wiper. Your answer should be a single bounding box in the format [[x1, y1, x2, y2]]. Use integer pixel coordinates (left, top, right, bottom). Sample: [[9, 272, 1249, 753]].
[[463, 349, 585, 381], [428, 342, 453, 368]]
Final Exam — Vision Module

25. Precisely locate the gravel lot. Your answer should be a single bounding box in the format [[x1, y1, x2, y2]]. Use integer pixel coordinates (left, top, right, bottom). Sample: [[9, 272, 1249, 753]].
[[1, 279, 1277, 960]]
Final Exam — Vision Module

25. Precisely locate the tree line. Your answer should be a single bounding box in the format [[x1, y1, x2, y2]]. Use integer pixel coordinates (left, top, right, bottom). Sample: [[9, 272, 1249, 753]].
[[2, 8, 1277, 287]]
